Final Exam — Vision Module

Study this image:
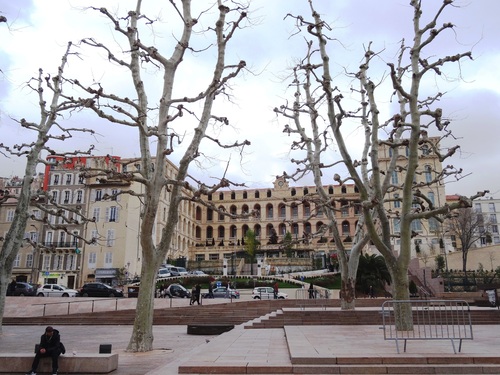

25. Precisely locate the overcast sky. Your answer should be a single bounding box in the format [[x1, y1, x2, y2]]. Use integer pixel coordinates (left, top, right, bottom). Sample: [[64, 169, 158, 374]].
[[1, 0, 499, 198]]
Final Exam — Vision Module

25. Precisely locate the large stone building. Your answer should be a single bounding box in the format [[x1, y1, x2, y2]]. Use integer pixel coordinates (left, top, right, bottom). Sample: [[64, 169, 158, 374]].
[[3, 136, 461, 286]]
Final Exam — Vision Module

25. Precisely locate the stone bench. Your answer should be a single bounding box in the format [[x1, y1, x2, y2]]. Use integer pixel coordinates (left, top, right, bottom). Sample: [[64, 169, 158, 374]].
[[0, 353, 118, 374]]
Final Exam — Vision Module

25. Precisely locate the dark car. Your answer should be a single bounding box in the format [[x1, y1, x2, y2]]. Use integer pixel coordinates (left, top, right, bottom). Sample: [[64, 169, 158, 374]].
[[12, 282, 37, 296], [164, 283, 191, 298], [79, 282, 123, 297], [203, 287, 240, 299]]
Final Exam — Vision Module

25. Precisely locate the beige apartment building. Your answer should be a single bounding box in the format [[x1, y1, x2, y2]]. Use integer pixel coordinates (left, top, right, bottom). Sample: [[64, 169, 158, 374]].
[[376, 137, 450, 258]]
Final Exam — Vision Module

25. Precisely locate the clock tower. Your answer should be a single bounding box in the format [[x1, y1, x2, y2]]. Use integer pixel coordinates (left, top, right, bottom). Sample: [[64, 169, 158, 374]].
[[273, 176, 289, 190]]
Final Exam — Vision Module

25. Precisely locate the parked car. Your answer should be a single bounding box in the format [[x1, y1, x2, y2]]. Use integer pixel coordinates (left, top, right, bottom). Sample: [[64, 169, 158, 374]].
[[11, 282, 37, 296], [37, 284, 79, 297], [252, 286, 288, 300], [164, 283, 191, 298], [157, 268, 172, 278], [169, 266, 188, 276], [203, 287, 240, 299], [79, 282, 124, 297], [188, 270, 208, 276]]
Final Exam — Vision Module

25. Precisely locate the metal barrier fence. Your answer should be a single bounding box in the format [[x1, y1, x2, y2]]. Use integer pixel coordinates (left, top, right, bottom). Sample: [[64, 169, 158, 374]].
[[381, 299, 473, 354]]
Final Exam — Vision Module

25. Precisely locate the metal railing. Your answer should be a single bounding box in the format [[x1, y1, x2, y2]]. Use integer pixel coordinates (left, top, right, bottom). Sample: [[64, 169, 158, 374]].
[[33, 298, 121, 316], [295, 288, 330, 310], [381, 299, 473, 354]]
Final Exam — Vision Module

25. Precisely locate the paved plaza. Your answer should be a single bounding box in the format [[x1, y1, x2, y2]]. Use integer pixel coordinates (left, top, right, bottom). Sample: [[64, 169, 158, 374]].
[[2, 296, 499, 374]]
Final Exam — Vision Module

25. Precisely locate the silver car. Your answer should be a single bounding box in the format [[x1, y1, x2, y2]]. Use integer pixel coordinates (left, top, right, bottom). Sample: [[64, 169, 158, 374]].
[[37, 284, 79, 297]]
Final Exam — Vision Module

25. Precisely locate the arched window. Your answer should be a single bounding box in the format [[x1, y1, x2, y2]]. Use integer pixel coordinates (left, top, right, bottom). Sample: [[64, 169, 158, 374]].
[[278, 203, 286, 219], [254, 224, 261, 237], [266, 203, 274, 219], [304, 222, 311, 233], [254, 190, 260, 198], [291, 188, 296, 197], [242, 225, 249, 238], [218, 226, 225, 239], [328, 186, 334, 194], [254, 204, 261, 218], [266, 189, 272, 198], [292, 223, 299, 237], [341, 186, 347, 194], [243, 191, 248, 199], [219, 192, 224, 200], [195, 226, 201, 239], [241, 204, 249, 215], [303, 187, 309, 195], [230, 225, 237, 239], [206, 226, 213, 239], [196, 206, 202, 221], [303, 202, 311, 217], [291, 203, 298, 218], [316, 221, 324, 232], [342, 221, 350, 236], [231, 191, 236, 200], [207, 208, 213, 221], [218, 205, 225, 221], [230, 205, 237, 216], [279, 223, 286, 236]]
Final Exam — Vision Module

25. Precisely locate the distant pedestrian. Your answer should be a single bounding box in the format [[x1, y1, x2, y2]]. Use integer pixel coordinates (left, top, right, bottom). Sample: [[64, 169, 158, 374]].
[[273, 282, 279, 299], [308, 283, 315, 299], [208, 282, 214, 299], [369, 285, 375, 299]]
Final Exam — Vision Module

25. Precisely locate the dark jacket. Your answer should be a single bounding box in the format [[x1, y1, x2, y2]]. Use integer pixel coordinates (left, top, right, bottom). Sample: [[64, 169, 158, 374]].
[[39, 329, 61, 354]]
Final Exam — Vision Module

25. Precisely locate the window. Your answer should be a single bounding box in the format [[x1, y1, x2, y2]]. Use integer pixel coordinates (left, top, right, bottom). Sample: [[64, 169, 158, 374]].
[[231, 191, 235, 200], [489, 203, 496, 212], [65, 174, 72, 185], [209, 253, 219, 260], [67, 254, 76, 270], [291, 204, 298, 218], [78, 175, 84, 184], [428, 192, 435, 206], [7, 209, 15, 222], [93, 207, 100, 222], [111, 189, 118, 201], [279, 204, 286, 219], [26, 253, 33, 268], [393, 219, 401, 233], [55, 255, 63, 270], [106, 230, 115, 247], [474, 203, 482, 213], [424, 165, 432, 183], [219, 192, 224, 200], [91, 230, 98, 245], [243, 191, 247, 199], [76, 190, 83, 203], [53, 174, 60, 185], [107, 206, 118, 222], [95, 190, 102, 201], [43, 254, 51, 270], [32, 209, 41, 219], [254, 190, 260, 199], [491, 214, 497, 224], [13, 254, 20, 268], [411, 219, 422, 232], [45, 232, 53, 246], [304, 203, 310, 217], [266, 204, 273, 219], [29, 231, 38, 242], [88, 252, 97, 268], [64, 190, 70, 204], [341, 204, 349, 217], [342, 221, 350, 236], [266, 189, 271, 198], [207, 208, 213, 221], [51, 191, 58, 203], [421, 145, 431, 155], [391, 170, 398, 184], [429, 217, 439, 232], [218, 206, 225, 221], [59, 231, 66, 246], [104, 252, 113, 267], [195, 254, 205, 261], [491, 225, 498, 234]]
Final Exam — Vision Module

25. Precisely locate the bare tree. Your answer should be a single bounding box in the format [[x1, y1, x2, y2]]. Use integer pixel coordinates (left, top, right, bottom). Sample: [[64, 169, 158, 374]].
[[446, 207, 491, 272], [64, 1, 250, 351], [0, 43, 94, 332], [276, 0, 488, 322]]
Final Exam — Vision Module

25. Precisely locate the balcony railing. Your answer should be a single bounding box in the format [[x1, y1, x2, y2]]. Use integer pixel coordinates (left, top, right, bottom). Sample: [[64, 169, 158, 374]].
[[43, 241, 79, 248]]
